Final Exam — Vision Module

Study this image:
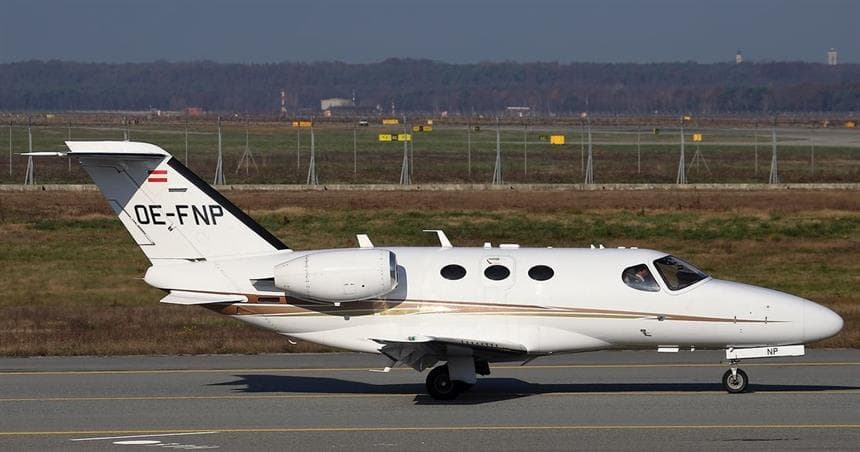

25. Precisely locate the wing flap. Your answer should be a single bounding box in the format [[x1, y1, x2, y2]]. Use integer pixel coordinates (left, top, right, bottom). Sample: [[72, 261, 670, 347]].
[[371, 335, 528, 371], [160, 290, 247, 305]]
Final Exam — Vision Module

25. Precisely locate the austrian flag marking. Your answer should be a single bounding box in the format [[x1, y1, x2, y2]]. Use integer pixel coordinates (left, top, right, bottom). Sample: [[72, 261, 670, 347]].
[[147, 169, 168, 183]]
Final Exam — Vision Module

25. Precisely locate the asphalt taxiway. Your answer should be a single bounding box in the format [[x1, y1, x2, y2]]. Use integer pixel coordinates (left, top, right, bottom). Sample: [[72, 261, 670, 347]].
[[0, 350, 858, 450]]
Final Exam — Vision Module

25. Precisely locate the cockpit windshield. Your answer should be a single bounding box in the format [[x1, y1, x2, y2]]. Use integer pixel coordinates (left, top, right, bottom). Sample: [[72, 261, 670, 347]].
[[653, 255, 709, 290]]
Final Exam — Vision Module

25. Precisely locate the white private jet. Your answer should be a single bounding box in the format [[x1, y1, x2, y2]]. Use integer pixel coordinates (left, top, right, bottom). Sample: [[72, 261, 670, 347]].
[[33, 141, 843, 400]]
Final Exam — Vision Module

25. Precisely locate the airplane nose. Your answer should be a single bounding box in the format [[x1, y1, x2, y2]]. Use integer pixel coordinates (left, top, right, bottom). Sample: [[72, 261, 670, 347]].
[[804, 301, 844, 343]]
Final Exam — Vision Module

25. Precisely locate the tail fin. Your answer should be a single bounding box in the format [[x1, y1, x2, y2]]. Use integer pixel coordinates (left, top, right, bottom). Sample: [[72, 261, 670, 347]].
[[68, 141, 288, 264]]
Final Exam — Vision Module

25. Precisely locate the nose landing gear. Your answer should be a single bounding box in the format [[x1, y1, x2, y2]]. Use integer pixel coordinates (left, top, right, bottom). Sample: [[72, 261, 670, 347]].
[[721, 359, 749, 393]]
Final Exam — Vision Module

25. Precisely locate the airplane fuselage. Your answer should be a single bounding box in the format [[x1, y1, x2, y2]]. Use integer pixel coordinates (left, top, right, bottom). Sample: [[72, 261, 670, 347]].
[[144, 246, 841, 356]]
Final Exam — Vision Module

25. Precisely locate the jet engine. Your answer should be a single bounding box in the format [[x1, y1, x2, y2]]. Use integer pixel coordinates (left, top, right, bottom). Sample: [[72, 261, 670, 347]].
[[273, 249, 398, 303]]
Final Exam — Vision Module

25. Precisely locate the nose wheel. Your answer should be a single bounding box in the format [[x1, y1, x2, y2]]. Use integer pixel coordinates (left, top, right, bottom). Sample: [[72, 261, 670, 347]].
[[722, 362, 749, 393]]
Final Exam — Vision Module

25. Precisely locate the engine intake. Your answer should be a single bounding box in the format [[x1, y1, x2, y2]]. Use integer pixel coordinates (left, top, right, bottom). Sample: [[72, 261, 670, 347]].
[[273, 249, 398, 303]]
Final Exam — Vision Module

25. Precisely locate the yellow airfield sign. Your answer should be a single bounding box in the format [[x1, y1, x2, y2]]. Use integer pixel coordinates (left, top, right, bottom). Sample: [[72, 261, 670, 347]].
[[382, 118, 400, 125], [379, 133, 412, 142], [550, 135, 565, 145], [412, 125, 433, 132], [291, 120, 313, 128], [691, 133, 703, 142]]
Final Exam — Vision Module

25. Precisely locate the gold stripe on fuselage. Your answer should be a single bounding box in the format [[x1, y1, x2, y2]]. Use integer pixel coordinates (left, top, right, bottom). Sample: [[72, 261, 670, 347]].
[[203, 298, 773, 324]]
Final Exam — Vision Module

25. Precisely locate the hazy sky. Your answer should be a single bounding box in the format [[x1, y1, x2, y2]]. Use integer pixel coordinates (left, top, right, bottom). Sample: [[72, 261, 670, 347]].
[[1, 0, 856, 64]]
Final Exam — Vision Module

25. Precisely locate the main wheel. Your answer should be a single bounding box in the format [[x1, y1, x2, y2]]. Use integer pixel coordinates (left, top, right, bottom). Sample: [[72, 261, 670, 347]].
[[426, 365, 459, 400], [722, 368, 749, 394]]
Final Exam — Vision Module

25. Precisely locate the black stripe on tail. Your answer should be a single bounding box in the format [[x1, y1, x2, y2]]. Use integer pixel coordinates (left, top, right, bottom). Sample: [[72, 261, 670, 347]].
[[166, 157, 289, 251]]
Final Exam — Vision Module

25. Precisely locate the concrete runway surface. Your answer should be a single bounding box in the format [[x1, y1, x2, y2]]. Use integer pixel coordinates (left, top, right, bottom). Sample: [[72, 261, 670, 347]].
[[0, 350, 858, 450]]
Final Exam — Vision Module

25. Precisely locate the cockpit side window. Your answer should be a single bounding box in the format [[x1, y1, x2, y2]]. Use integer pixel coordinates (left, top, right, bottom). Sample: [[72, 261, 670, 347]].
[[621, 264, 660, 292], [653, 255, 708, 291]]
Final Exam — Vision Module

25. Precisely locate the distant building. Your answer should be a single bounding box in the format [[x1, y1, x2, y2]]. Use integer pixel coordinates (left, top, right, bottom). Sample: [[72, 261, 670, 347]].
[[505, 106, 531, 118], [827, 48, 838, 65], [184, 107, 204, 117], [735, 50, 743, 64], [321, 98, 355, 111]]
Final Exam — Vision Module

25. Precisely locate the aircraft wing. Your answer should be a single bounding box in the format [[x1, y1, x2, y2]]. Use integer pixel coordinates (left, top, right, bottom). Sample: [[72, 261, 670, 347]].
[[159, 290, 247, 305], [372, 335, 528, 371]]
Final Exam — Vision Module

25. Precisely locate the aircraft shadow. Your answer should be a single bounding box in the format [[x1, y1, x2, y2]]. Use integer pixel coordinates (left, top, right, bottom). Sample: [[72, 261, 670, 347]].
[[211, 374, 859, 405]]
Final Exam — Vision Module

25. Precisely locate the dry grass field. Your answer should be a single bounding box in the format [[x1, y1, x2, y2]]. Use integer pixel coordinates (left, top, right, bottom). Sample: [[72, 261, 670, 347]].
[[0, 189, 858, 356]]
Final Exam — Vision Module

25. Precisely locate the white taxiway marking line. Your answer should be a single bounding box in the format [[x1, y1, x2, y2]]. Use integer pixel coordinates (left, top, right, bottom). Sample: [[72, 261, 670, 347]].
[[71, 431, 217, 442]]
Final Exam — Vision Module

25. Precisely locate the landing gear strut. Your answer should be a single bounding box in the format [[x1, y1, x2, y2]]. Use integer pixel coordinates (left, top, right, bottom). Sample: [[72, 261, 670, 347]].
[[721, 360, 749, 393]]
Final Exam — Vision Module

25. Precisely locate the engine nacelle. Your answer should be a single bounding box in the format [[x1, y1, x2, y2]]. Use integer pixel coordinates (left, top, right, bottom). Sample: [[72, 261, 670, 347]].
[[273, 249, 398, 303]]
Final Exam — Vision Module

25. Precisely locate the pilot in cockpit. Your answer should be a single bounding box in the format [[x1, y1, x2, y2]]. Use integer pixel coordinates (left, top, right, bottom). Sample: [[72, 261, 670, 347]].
[[622, 264, 660, 292]]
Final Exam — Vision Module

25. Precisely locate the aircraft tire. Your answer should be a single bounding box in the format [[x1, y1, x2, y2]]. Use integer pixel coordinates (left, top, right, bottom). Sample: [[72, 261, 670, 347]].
[[426, 365, 460, 400], [722, 368, 748, 393]]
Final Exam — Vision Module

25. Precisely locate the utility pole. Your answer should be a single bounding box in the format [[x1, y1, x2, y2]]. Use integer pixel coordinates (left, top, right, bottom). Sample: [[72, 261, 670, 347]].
[[523, 121, 528, 178], [810, 127, 815, 175], [492, 118, 502, 185], [399, 116, 411, 185], [753, 122, 759, 175], [24, 118, 34, 185], [580, 115, 586, 175], [636, 125, 642, 175], [353, 125, 357, 178], [184, 117, 189, 164], [296, 127, 301, 172], [676, 117, 688, 185], [67, 121, 72, 173], [584, 121, 593, 184], [466, 119, 472, 178], [235, 121, 258, 176], [9, 120, 13, 177], [769, 127, 779, 184], [306, 127, 318, 185], [213, 116, 225, 185]]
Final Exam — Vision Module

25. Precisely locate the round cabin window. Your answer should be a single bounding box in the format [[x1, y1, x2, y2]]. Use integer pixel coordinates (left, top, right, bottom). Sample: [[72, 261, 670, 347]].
[[484, 265, 511, 281], [528, 265, 555, 281], [440, 264, 467, 280]]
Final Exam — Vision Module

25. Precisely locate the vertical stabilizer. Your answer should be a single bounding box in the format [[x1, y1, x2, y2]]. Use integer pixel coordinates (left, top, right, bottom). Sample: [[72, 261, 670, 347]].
[[67, 141, 288, 264]]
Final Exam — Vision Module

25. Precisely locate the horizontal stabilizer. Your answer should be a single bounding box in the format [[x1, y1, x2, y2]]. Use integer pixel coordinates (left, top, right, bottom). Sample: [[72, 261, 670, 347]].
[[160, 290, 247, 305], [65, 141, 170, 156], [19, 151, 67, 156]]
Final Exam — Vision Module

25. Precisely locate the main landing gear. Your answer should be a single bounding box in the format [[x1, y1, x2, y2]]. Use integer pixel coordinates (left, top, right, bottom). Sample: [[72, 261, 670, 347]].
[[721, 359, 749, 393], [425, 359, 489, 400]]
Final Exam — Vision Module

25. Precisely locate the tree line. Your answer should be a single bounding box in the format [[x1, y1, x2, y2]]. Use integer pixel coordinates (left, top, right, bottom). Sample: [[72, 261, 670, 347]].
[[0, 59, 858, 114]]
